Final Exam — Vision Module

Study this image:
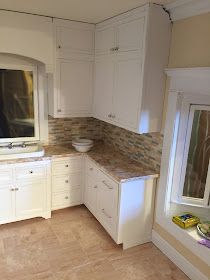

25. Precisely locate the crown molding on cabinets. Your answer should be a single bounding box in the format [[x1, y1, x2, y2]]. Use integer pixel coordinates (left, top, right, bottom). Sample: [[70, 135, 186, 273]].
[[164, 0, 210, 21]]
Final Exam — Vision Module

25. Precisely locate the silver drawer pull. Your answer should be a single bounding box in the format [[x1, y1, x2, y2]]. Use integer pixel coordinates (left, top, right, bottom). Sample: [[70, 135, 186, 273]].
[[65, 164, 69, 168], [102, 180, 113, 190], [102, 208, 112, 219], [15, 187, 19, 191], [29, 170, 33, 174], [65, 180, 69, 183], [65, 196, 69, 199]]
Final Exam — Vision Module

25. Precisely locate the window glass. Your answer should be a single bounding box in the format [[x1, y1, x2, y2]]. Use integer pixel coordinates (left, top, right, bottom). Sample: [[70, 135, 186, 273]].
[[183, 110, 210, 199], [0, 69, 35, 138]]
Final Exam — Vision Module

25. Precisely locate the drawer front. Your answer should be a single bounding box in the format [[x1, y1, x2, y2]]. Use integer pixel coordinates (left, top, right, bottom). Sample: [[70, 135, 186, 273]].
[[15, 165, 46, 180], [86, 158, 98, 179], [52, 173, 82, 193], [52, 157, 82, 175], [52, 189, 82, 209], [0, 169, 13, 185]]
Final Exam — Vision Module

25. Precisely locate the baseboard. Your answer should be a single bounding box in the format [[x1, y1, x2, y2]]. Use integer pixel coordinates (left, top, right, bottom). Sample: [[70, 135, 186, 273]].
[[152, 230, 208, 280]]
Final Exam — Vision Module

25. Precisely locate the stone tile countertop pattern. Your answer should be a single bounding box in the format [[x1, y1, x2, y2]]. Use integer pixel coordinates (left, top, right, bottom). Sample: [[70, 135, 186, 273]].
[[0, 142, 159, 183], [45, 142, 159, 182]]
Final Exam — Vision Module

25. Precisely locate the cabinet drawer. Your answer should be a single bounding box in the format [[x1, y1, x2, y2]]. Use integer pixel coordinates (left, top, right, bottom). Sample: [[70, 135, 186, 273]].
[[52, 173, 81, 193], [0, 169, 13, 185], [52, 157, 82, 175], [98, 206, 117, 238], [15, 165, 46, 180], [52, 189, 82, 209]]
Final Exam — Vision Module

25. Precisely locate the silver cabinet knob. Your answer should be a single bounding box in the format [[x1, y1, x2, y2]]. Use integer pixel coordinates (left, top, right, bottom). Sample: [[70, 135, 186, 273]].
[[111, 114, 116, 119], [65, 196, 69, 199], [108, 114, 112, 118], [65, 164, 69, 168], [65, 180, 69, 183], [10, 188, 15, 192], [94, 185, 98, 189], [29, 170, 33, 174], [89, 167, 93, 171]]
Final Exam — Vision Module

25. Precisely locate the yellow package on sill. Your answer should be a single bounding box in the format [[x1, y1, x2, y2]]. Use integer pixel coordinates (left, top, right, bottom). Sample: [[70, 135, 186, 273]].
[[172, 213, 200, 229]]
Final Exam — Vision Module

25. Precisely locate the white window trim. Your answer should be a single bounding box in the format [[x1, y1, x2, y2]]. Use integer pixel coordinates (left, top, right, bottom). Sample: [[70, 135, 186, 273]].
[[0, 63, 40, 143], [155, 68, 210, 266], [171, 95, 210, 208]]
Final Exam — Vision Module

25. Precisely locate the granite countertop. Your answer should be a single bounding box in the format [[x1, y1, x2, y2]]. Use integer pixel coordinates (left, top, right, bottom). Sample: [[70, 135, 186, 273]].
[[0, 142, 159, 183], [46, 142, 159, 182]]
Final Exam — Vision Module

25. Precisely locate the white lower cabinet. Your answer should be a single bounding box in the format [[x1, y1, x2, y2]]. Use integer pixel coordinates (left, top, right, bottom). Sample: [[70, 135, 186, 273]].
[[51, 156, 83, 210], [84, 157, 156, 249], [0, 161, 51, 225]]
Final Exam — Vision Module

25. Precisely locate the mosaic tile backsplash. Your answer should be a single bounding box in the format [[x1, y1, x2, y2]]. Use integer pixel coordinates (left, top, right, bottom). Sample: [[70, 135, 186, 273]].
[[48, 116, 163, 172]]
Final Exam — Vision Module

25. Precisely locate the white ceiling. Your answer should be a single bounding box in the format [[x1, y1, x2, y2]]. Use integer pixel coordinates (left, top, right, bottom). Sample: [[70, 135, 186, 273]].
[[0, 0, 177, 23]]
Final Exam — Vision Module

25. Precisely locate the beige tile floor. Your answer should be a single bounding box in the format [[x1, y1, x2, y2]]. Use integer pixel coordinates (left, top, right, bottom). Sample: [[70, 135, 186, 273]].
[[0, 205, 189, 280]]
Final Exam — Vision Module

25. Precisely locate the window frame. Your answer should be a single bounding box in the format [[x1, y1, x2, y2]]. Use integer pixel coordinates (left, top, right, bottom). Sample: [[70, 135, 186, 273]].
[[0, 63, 40, 143], [171, 93, 210, 208]]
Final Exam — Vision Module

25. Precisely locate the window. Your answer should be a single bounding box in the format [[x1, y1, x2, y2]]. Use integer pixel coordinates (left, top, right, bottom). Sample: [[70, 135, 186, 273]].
[[171, 94, 210, 208], [0, 64, 39, 143]]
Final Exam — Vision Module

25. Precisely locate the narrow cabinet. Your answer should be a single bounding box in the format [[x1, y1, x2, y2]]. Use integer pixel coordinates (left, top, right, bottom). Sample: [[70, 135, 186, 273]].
[[49, 19, 95, 118], [93, 4, 171, 133]]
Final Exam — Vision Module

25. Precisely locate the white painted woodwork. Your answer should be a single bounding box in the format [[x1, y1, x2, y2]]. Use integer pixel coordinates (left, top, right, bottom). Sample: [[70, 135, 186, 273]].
[[155, 68, 210, 266], [0, 184, 14, 223], [95, 26, 116, 55], [93, 4, 171, 134], [49, 19, 95, 118], [51, 156, 83, 210], [94, 56, 115, 121], [113, 53, 142, 129], [165, 0, 210, 22], [0, 161, 51, 225], [84, 157, 156, 249], [117, 17, 145, 53], [54, 19, 95, 57], [56, 58, 93, 116], [0, 10, 53, 72], [15, 180, 46, 219]]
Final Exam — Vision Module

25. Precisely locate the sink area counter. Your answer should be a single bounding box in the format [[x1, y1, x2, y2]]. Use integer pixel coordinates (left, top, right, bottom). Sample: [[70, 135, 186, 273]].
[[0, 142, 159, 182]]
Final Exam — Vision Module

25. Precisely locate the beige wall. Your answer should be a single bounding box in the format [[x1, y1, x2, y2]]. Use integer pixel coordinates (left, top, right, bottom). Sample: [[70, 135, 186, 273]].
[[156, 12, 210, 279]]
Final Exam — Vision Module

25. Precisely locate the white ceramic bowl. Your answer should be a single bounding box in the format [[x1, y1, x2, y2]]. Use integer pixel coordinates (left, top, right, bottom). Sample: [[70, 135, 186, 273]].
[[72, 144, 93, 153], [72, 139, 93, 146]]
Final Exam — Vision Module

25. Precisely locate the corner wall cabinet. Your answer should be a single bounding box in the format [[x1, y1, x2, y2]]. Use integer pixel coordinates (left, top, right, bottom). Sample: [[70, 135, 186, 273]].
[[84, 157, 156, 249], [93, 4, 171, 133], [48, 19, 95, 118], [0, 161, 51, 225]]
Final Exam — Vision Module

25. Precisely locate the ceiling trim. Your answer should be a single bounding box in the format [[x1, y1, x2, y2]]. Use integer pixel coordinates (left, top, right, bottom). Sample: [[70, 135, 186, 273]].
[[164, 0, 210, 21]]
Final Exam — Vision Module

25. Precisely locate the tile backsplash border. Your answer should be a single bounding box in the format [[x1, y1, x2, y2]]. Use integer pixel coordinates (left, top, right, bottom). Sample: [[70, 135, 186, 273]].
[[48, 116, 163, 172]]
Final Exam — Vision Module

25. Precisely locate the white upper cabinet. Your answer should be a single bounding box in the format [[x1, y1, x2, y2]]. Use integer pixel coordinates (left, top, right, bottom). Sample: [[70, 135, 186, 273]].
[[0, 11, 53, 72], [55, 19, 95, 57], [49, 19, 95, 118], [95, 26, 116, 55], [56, 58, 93, 116], [93, 4, 171, 134], [94, 56, 115, 121]]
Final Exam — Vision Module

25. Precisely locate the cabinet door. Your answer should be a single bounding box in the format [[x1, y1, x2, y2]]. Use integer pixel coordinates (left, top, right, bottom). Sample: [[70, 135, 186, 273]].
[[15, 180, 45, 219], [57, 59, 93, 116], [84, 176, 98, 215], [117, 17, 145, 53], [56, 26, 94, 57], [0, 185, 14, 223], [93, 56, 115, 121], [95, 26, 116, 55], [113, 54, 143, 130]]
